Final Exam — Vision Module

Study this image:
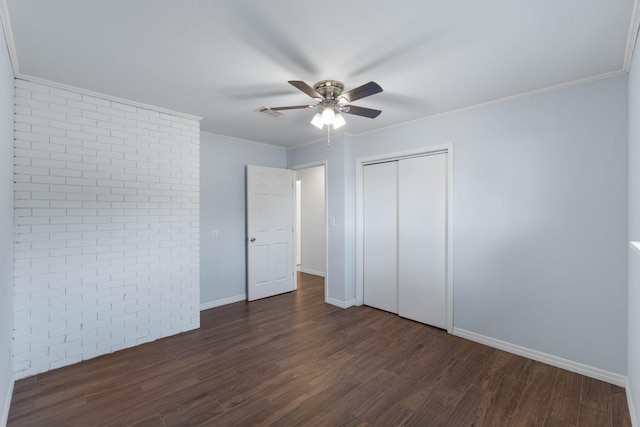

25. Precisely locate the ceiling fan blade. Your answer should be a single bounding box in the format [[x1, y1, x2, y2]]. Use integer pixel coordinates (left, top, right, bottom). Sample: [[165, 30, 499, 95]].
[[288, 80, 323, 100], [342, 105, 382, 119], [270, 104, 316, 111], [340, 81, 383, 103]]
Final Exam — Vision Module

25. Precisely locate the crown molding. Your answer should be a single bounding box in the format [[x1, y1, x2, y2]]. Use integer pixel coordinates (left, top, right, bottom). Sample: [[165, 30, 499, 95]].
[[355, 69, 626, 141], [625, 0, 640, 71], [0, 0, 201, 122], [0, 0, 18, 77], [200, 129, 287, 149], [1, 0, 636, 141], [15, 75, 202, 122]]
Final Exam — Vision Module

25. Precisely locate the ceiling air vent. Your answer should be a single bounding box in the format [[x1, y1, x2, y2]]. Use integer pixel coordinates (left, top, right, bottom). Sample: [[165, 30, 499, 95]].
[[255, 107, 284, 117]]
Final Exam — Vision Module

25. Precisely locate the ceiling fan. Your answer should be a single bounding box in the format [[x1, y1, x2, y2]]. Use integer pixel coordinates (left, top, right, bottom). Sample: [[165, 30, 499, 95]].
[[264, 80, 383, 129]]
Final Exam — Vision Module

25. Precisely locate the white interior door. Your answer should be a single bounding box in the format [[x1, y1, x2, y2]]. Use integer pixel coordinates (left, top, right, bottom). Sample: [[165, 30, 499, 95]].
[[363, 161, 398, 313], [247, 165, 294, 301], [398, 153, 447, 327]]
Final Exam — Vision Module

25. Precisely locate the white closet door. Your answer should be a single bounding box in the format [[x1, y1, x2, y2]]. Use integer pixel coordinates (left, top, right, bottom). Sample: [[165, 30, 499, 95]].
[[363, 161, 398, 314], [398, 153, 447, 328]]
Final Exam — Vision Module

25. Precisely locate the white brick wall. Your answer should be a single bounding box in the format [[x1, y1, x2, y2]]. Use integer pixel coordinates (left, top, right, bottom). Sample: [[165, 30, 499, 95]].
[[13, 79, 200, 379]]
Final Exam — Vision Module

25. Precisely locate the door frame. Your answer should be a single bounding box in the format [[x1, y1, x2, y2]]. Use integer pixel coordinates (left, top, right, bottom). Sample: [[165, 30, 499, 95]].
[[355, 143, 454, 333], [291, 160, 329, 304]]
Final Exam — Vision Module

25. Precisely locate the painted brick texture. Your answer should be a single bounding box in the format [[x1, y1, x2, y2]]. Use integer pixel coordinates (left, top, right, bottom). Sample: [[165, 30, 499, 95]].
[[13, 79, 200, 379]]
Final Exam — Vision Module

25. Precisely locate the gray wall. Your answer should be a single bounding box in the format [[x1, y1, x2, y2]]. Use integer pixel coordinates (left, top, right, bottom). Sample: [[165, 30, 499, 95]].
[[288, 135, 354, 304], [200, 132, 286, 305], [296, 165, 325, 276], [628, 37, 640, 425], [288, 75, 629, 375], [0, 18, 13, 424]]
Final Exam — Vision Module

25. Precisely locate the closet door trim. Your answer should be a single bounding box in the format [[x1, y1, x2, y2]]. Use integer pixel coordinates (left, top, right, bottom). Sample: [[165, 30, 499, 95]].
[[355, 143, 454, 334]]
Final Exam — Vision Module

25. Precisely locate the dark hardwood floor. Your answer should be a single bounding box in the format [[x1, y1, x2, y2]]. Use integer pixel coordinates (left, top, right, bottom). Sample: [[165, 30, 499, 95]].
[[8, 273, 631, 426]]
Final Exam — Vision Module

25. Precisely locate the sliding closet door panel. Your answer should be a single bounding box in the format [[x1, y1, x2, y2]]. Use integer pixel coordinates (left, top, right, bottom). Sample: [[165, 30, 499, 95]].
[[363, 161, 398, 314], [398, 154, 447, 328]]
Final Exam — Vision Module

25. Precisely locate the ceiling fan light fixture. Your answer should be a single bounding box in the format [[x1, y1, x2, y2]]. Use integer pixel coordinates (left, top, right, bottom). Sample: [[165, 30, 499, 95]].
[[268, 79, 382, 131], [310, 113, 324, 129], [333, 113, 346, 129], [321, 107, 336, 125]]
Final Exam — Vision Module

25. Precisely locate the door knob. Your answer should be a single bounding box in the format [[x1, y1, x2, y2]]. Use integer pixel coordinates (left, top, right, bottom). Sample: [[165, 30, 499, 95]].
[[250, 237, 256, 242]]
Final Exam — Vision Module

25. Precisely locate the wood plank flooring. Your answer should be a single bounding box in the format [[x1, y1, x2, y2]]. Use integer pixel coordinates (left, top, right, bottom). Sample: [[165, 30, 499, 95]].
[[8, 272, 632, 426]]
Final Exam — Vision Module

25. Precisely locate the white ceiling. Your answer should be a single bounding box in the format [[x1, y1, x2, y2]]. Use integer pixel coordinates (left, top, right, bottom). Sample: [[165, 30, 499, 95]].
[[2, 0, 637, 148]]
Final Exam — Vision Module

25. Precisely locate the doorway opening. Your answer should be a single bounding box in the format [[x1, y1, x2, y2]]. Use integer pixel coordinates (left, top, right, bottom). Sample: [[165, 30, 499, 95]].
[[293, 163, 327, 302]]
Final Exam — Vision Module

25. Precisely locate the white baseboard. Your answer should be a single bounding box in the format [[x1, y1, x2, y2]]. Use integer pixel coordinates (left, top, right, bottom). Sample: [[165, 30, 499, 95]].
[[453, 327, 627, 387], [2, 375, 14, 427], [628, 379, 638, 427], [326, 298, 356, 309], [299, 267, 325, 277], [200, 294, 246, 311]]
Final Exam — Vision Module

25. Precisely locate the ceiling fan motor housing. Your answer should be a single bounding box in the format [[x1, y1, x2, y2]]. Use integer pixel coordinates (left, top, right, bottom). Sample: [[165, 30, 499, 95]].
[[313, 80, 344, 101]]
